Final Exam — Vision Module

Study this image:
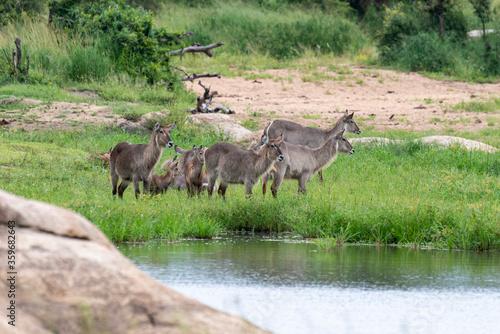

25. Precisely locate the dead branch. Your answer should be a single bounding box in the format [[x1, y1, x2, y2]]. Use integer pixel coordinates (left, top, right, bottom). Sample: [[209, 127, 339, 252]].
[[4, 37, 30, 79], [167, 42, 224, 57], [182, 73, 221, 82], [173, 66, 221, 82], [160, 31, 194, 43], [15, 37, 21, 69], [188, 81, 234, 114]]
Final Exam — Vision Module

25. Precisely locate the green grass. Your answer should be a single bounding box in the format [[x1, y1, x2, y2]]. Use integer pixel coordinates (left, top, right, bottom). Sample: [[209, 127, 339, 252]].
[[451, 97, 500, 113], [1, 126, 499, 250]]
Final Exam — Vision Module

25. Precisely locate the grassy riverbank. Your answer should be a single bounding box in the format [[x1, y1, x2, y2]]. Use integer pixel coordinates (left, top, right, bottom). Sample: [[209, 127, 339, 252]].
[[1, 125, 499, 251]]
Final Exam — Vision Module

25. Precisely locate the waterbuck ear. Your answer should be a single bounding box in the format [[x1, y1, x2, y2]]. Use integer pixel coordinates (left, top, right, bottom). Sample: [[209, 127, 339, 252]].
[[173, 156, 178, 162], [192, 145, 198, 153], [277, 134, 283, 143], [167, 121, 176, 130], [174, 145, 183, 155], [335, 129, 346, 139], [261, 135, 269, 145], [345, 111, 354, 120], [154, 122, 160, 131]]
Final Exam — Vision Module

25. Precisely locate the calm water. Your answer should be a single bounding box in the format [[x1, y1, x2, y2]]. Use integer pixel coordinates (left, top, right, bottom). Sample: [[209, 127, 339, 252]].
[[119, 236, 500, 334]]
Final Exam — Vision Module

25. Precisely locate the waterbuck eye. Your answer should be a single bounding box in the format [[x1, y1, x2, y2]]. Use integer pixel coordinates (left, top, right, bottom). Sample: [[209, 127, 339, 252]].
[[160, 130, 165, 134], [271, 144, 276, 148]]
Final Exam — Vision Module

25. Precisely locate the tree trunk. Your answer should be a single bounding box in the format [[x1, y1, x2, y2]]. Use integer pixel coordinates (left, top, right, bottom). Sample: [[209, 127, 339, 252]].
[[438, 0, 445, 38]]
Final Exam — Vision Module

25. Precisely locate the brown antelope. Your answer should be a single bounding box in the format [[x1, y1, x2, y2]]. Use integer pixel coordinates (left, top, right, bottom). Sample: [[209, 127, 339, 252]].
[[205, 135, 284, 198], [167, 144, 212, 192], [265, 111, 360, 182], [262, 128, 354, 197], [150, 156, 181, 194], [184, 145, 206, 197], [110, 121, 176, 198]]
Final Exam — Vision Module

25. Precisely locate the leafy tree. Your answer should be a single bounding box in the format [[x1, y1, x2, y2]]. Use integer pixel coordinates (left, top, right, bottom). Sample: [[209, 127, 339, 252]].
[[470, 0, 492, 40]]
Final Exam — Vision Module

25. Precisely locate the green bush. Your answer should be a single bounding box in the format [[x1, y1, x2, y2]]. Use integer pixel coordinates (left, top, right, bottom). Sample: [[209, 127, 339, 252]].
[[0, 0, 46, 26], [385, 32, 456, 72], [48, 0, 183, 84]]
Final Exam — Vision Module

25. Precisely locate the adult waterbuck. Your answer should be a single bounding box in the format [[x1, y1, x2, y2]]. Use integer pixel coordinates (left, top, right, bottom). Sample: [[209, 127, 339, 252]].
[[261, 127, 355, 198], [110, 121, 176, 198], [205, 135, 284, 198], [184, 145, 207, 197], [150, 156, 181, 194], [265, 111, 360, 182]]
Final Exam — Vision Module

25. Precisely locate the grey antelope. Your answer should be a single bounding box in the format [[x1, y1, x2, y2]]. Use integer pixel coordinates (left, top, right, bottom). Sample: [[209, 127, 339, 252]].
[[205, 135, 284, 198], [150, 156, 181, 194], [184, 145, 207, 197], [110, 121, 176, 198], [265, 111, 360, 182], [257, 123, 354, 198]]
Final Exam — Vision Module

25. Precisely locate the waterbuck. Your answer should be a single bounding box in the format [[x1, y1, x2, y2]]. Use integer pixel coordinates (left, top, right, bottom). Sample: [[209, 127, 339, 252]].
[[110, 121, 176, 198], [205, 135, 284, 198], [262, 128, 354, 198], [265, 111, 360, 182], [150, 156, 181, 194], [184, 145, 206, 197]]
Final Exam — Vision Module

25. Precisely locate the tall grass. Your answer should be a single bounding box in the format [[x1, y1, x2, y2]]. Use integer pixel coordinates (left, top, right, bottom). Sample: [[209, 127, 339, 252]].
[[159, 2, 368, 60], [1, 126, 499, 250]]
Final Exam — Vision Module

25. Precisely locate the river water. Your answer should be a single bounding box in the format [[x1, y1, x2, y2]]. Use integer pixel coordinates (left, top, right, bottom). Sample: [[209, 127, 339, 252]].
[[119, 235, 500, 334]]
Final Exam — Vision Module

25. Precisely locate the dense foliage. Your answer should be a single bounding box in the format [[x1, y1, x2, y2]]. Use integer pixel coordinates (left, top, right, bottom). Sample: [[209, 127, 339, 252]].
[[47, 0, 182, 84], [377, 1, 500, 78]]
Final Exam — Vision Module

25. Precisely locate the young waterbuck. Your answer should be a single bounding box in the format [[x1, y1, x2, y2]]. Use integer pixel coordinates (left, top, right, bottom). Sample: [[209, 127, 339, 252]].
[[205, 135, 284, 198], [184, 145, 207, 197], [110, 121, 176, 198], [150, 156, 181, 195], [262, 128, 354, 198], [265, 111, 360, 182]]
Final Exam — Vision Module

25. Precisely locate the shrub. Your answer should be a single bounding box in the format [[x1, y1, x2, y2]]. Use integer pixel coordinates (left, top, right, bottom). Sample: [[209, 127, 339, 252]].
[[48, 0, 183, 84]]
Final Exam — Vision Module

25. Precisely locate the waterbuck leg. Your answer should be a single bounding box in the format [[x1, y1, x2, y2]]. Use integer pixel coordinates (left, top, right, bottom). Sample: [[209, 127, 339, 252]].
[[218, 182, 228, 199], [117, 181, 130, 198], [298, 176, 308, 195], [262, 175, 268, 196], [244, 179, 255, 197], [132, 176, 141, 199], [207, 173, 217, 197], [111, 171, 119, 196], [318, 169, 324, 183], [143, 178, 151, 195], [271, 174, 284, 199]]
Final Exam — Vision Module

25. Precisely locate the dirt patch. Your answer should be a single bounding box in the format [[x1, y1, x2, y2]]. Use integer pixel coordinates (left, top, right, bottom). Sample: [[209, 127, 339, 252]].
[[0, 98, 125, 130], [2, 67, 499, 140], [185, 66, 500, 135]]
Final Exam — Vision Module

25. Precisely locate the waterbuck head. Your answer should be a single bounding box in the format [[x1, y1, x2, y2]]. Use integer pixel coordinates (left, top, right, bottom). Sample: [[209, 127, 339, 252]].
[[334, 129, 355, 154], [192, 145, 206, 164], [153, 121, 176, 148], [163, 156, 181, 175], [261, 134, 285, 162], [342, 111, 361, 135]]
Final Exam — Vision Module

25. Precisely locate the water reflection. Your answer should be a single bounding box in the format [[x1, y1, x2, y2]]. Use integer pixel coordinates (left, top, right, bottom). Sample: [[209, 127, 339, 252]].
[[120, 236, 500, 334]]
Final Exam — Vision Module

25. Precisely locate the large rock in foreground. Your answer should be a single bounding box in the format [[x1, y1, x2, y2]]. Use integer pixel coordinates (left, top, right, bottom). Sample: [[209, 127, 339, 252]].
[[0, 190, 267, 334]]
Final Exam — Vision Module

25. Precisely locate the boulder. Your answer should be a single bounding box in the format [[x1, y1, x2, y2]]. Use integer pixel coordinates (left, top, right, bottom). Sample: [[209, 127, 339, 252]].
[[0, 190, 268, 334], [188, 114, 253, 141]]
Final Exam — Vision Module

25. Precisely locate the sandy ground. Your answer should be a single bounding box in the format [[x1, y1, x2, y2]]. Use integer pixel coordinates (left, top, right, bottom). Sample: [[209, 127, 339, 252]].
[[1, 67, 499, 137], [185, 66, 500, 134]]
